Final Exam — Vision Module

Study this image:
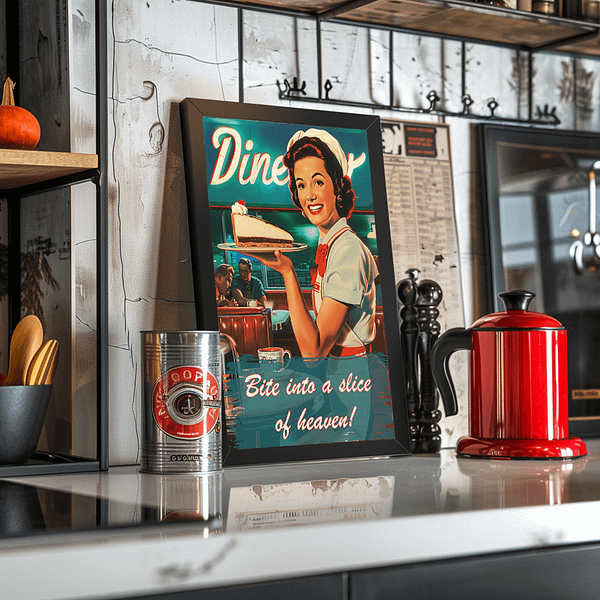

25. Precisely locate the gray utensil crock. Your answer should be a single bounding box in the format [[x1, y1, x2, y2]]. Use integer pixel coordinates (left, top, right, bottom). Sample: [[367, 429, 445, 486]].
[[0, 385, 52, 466]]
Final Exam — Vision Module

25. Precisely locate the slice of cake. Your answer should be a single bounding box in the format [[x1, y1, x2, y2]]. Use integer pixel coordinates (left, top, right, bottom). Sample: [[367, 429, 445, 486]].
[[231, 200, 294, 247]]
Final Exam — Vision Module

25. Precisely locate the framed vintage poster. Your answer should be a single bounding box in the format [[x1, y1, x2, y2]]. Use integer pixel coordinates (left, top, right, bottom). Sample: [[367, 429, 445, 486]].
[[180, 98, 409, 466]]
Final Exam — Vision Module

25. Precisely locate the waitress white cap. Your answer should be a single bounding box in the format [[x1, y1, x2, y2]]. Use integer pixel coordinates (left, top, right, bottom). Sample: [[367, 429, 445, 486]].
[[287, 128, 348, 176]]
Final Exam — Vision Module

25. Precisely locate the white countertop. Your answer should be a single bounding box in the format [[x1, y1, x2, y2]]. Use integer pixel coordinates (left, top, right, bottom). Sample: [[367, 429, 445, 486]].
[[2, 440, 600, 599]]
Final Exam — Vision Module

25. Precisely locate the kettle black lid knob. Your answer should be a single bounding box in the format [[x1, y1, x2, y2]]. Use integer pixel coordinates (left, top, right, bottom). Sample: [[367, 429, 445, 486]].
[[499, 290, 535, 311]]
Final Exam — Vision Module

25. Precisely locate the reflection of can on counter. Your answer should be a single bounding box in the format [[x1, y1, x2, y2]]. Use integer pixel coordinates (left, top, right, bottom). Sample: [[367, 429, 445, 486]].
[[141, 471, 224, 534], [141, 331, 222, 474]]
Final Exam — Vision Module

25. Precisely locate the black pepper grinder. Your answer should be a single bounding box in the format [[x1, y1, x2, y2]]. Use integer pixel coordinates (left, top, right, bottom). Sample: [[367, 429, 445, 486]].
[[397, 269, 420, 451], [415, 277, 443, 453], [398, 269, 444, 453]]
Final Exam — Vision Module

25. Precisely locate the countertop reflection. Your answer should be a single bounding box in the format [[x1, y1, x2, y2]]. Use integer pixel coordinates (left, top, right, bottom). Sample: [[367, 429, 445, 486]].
[[3, 439, 600, 537], [3, 441, 600, 599]]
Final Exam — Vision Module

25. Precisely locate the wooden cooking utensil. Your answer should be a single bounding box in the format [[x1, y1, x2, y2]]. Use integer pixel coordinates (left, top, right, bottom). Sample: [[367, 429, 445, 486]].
[[3, 315, 44, 386], [25, 339, 59, 385]]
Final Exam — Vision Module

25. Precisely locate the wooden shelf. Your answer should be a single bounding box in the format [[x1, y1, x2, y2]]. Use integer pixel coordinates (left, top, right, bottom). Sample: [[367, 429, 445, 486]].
[[337, 0, 600, 53], [220, 0, 600, 56], [554, 31, 600, 54], [0, 149, 98, 191]]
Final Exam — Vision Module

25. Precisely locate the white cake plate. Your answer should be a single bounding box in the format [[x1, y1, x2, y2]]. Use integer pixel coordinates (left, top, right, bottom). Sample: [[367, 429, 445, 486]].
[[217, 242, 308, 253]]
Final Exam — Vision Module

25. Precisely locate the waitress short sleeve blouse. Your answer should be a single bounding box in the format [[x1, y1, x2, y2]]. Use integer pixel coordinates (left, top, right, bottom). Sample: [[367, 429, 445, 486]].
[[319, 219, 378, 346], [323, 231, 376, 306]]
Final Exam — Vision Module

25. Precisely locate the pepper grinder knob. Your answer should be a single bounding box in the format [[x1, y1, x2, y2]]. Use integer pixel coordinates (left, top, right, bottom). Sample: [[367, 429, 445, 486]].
[[397, 269, 419, 306]]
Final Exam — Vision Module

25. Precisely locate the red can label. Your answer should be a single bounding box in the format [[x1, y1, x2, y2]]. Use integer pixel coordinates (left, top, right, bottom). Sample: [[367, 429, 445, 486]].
[[152, 365, 220, 439]]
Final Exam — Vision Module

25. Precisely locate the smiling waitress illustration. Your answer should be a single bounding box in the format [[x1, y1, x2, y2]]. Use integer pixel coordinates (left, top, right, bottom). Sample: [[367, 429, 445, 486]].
[[246, 128, 378, 439]]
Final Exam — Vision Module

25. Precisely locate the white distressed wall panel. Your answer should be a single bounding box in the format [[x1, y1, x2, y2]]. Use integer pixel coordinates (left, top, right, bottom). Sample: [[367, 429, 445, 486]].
[[368, 28, 392, 107], [440, 40, 467, 115], [243, 12, 318, 104], [572, 56, 600, 130], [389, 34, 464, 117], [466, 45, 520, 120], [68, 0, 97, 457], [320, 23, 384, 106], [108, 1, 240, 462], [533, 53, 576, 129], [392, 33, 444, 111]]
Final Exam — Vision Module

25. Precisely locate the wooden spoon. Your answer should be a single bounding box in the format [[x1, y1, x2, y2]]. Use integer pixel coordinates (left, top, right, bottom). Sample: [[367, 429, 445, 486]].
[[3, 315, 44, 386], [25, 339, 59, 385]]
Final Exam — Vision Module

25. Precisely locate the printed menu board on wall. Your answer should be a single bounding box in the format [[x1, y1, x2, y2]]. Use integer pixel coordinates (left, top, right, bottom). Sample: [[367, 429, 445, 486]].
[[381, 118, 467, 449]]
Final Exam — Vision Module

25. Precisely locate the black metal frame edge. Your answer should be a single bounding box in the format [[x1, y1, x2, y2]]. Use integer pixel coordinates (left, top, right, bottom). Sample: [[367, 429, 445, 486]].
[[0, 169, 99, 199], [0, 460, 100, 478], [477, 123, 600, 313], [96, 0, 109, 472]]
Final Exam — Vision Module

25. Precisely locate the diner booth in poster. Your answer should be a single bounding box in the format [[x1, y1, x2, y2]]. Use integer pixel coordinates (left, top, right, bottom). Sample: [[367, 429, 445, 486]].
[[216, 268, 386, 360]]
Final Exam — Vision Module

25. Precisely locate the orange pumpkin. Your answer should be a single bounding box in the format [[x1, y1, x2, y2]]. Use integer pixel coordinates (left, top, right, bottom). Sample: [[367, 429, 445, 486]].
[[0, 77, 41, 150]]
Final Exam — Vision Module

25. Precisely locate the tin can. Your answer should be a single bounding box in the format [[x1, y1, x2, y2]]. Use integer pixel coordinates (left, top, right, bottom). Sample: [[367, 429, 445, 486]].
[[140, 331, 222, 474]]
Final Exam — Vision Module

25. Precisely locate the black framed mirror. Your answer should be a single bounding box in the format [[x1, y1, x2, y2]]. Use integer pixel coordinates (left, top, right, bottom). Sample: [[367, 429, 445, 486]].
[[478, 124, 600, 437]]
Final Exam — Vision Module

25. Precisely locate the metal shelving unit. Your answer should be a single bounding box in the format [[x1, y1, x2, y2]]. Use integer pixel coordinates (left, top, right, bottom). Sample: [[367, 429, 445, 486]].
[[0, 0, 108, 477]]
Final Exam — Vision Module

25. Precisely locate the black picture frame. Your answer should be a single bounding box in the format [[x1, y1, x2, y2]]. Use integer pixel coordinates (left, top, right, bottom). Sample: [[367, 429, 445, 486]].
[[477, 123, 600, 438], [180, 98, 410, 466]]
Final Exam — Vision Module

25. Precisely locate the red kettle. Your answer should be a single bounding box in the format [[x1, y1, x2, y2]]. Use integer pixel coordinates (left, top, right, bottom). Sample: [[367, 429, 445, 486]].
[[431, 290, 587, 459]]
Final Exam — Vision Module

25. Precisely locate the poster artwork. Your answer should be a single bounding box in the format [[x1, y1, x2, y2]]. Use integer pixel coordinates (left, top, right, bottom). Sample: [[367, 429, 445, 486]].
[[205, 118, 394, 450]]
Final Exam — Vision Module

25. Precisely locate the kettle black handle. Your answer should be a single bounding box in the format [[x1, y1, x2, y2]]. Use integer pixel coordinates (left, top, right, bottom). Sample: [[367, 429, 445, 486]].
[[431, 328, 472, 417]]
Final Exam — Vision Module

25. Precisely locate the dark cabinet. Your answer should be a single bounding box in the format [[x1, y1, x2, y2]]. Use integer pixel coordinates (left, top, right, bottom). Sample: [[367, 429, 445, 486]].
[[349, 543, 600, 600], [122, 573, 346, 600]]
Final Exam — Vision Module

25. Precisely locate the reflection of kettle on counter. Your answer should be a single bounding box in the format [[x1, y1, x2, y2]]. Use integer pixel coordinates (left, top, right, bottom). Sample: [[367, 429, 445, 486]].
[[457, 457, 587, 509]]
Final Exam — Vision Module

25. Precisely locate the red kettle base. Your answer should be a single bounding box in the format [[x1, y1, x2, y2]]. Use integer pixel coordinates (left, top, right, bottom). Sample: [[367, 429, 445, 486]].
[[456, 436, 588, 460]]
